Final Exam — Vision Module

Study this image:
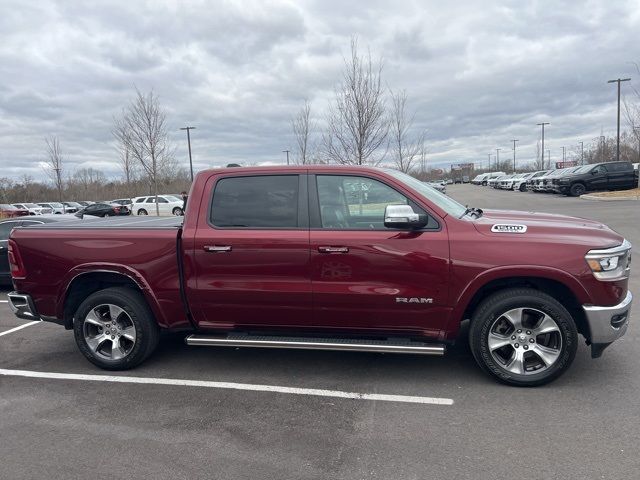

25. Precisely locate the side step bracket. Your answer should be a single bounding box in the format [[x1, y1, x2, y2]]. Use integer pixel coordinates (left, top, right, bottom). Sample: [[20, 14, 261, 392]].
[[185, 333, 445, 356]]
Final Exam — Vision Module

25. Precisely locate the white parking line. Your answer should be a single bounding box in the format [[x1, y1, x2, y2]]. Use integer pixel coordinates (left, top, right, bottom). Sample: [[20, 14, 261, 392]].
[[0, 368, 454, 406], [0, 321, 41, 337], [0, 300, 8, 303]]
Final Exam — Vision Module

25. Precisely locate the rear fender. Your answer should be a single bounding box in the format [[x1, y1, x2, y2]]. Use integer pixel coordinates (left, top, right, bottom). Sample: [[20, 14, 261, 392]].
[[55, 263, 169, 328]]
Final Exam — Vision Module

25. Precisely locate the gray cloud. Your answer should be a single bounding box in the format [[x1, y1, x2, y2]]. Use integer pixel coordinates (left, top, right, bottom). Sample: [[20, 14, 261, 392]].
[[0, 0, 638, 181]]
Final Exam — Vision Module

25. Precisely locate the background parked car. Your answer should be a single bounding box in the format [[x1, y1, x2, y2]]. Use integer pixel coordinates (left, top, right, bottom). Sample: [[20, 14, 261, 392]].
[[480, 172, 507, 186], [0, 204, 29, 218], [488, 175, 506, 188], [555, 161, 638, 196], [425, 181, 446, 194], [111, 198, 133, 210], [512, 172, 536, 191], [62, 201, 84, 213], [77, 201, 95, 207], [131, 195, 185, 216], [76, 202, 131, 218], [524, 170, 550, 191], [12, 203, 52, 215], [37, 202, 66, 214]]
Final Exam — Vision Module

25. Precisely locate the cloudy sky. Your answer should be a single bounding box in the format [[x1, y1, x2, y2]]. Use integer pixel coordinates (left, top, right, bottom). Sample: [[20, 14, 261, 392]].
[[1, 0, 639, 180]]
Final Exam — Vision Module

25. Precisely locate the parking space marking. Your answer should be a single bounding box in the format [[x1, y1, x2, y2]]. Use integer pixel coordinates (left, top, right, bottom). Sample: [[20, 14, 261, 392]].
[[0, 368, 454, 406], [0, 300, 8, 303], [0, 321, 41, 337]]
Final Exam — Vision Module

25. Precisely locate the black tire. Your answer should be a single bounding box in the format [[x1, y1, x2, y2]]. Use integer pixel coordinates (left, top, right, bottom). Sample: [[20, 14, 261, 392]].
[[172, 207, 183, 216], [137, 209, 148, 216], [569, 183, 586, 197], [482, 181, 487, 186], [469, 288, 578, 387], [519, 184, 527, 192], [73, 287, 160, 370]]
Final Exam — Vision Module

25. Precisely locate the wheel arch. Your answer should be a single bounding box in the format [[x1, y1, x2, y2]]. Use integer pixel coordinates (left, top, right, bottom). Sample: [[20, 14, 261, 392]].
[[57, 268, 167, 330], [447, 268, 590, 341]]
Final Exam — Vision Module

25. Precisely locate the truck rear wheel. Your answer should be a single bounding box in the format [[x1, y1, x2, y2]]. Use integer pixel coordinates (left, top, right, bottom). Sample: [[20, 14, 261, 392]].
[[73, 287, 160, 370], [469, 288, 578, 387]]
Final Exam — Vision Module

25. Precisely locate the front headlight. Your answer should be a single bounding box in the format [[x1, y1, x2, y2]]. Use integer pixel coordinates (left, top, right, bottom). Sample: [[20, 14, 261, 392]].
[[585, 239, 632, 281]]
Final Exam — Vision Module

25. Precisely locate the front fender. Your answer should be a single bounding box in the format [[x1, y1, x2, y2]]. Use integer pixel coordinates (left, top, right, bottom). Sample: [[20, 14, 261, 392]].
[[445, 265, 591, 339]]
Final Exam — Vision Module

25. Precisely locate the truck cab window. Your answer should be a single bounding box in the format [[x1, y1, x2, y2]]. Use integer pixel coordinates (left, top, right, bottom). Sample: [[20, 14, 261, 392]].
[[211, 175, 299, 228], [316, 175, 422, 230]]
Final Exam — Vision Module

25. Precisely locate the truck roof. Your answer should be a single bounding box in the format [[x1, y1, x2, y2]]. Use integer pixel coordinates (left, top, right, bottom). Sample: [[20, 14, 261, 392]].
[[199, 164, 387, 175]]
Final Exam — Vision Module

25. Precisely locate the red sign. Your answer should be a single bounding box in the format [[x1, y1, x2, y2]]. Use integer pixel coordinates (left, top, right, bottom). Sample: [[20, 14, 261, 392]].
[[556, 161, 578, 168]]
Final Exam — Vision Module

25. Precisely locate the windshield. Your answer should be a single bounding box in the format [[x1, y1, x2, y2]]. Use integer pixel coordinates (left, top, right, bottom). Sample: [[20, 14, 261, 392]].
[[572, 165, 592, 174], [383, 169, 467, 217], [165, 195, 182, 202], [1, 204, 17, 210], [24, 203, 39, 208]]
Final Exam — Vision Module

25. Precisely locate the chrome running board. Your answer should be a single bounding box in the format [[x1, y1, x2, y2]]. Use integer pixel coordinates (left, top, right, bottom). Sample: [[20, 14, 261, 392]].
[[185, 333, 445, 356]]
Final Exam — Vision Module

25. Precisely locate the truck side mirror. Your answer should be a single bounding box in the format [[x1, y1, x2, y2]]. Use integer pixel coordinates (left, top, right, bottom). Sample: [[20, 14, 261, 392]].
[[384, 205, 428, 230]]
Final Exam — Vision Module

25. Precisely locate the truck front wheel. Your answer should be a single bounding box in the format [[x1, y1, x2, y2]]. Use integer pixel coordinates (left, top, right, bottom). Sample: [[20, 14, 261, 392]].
[[73, 287, 160, 370], [469, 288, 578, 386]]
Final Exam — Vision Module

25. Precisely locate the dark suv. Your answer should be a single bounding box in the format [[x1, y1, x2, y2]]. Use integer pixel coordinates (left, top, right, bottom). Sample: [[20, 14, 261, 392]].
[[556, 161, 638, 196]]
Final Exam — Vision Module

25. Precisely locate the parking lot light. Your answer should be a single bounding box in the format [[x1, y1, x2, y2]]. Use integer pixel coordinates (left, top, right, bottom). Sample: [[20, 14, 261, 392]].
[[607, 78, 631, 162]]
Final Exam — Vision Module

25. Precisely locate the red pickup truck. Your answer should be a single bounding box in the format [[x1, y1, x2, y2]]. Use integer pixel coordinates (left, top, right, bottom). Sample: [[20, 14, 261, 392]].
[[7, 166, 633, 386]]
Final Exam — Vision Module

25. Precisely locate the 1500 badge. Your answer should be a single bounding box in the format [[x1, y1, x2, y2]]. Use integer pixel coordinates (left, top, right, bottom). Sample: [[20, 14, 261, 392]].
[[491, 224, 527, 234]]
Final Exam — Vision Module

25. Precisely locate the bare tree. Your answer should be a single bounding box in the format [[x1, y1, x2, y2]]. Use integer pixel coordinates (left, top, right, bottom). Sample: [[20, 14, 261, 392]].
[[323, 38, 388, 165], [533, 140, 545, 170], [44, 135, 64, 201], [113, 89, 172, 215], [291, 100, 314, 164], [388, 89, 425, 173], [113, 120, 137, 196]]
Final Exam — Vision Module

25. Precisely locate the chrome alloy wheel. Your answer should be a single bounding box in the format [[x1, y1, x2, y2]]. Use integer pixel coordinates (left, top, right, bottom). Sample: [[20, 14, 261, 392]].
[[82, 304, 137, 360], [487, 307, 562, 375]]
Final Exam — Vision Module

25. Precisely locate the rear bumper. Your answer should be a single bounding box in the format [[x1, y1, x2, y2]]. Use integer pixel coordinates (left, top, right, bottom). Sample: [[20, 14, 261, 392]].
[[7, 292, 40, 321], [583, 290, 632, 357]]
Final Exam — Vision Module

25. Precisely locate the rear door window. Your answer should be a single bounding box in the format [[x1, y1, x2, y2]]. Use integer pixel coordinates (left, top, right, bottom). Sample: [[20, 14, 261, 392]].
[[211, 175, 299, 228]]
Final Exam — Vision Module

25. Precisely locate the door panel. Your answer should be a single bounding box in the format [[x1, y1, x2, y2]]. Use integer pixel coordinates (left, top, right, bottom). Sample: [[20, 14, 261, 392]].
[[310, 230, 449, 336], [190, 174, 312, 330], [310, 174, 449, 337]]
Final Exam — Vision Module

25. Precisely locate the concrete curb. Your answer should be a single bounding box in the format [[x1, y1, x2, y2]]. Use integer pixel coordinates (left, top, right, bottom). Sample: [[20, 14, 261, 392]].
[[580, 193, 640, 201]]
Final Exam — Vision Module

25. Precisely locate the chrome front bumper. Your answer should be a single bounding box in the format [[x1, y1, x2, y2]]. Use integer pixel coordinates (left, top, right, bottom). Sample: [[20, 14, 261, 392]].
[[583, 290, 632, 357], [7, 292, 40, 321]]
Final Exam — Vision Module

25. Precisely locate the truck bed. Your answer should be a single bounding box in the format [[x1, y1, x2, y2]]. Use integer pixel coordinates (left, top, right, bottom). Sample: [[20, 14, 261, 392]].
[[10, 215, 188, 329]]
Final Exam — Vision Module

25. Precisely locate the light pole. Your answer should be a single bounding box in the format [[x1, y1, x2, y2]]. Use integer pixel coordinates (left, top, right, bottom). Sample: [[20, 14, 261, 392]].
[[180, 126, 196, 181], [607, 78, 631, 162], [511, 139, 518, 172], [546, 149, 551, 169], [496, 148, 501, 170], [282, 149, 290, 165], [562, 146, 566, 164], [537, 122, 550, 169], [579, 141, 584, 165], [488, 153, 492, 170]]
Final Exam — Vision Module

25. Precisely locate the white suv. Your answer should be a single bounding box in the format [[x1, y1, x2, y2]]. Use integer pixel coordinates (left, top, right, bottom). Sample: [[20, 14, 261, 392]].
[[131, 195, 184, 216]]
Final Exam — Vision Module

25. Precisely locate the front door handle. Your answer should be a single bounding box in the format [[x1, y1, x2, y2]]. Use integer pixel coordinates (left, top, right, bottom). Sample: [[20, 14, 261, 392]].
[[204, 245, 232, 253], [318, 246, 349, 254]]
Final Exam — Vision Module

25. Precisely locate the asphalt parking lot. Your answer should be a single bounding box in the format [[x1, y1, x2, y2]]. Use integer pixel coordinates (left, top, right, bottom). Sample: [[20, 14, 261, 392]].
[[1, 184, 638, 480]]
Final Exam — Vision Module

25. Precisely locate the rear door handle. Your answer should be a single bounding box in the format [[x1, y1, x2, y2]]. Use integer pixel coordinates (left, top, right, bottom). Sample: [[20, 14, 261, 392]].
[[204, 245, 232, 253], [318, 246, 349, 254]]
